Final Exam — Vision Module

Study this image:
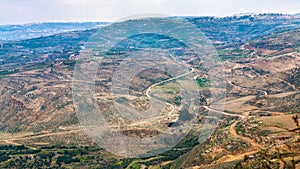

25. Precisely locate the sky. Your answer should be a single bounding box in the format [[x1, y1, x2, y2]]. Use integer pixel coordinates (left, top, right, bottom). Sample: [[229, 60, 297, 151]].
[[1, 0, 300, 25]]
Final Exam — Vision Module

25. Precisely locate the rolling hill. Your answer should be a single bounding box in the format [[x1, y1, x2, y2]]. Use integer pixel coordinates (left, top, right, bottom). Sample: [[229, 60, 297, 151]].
[[0, 14, 299, 168]]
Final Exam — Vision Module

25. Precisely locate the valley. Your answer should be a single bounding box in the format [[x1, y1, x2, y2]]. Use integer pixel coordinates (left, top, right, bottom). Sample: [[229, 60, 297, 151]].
[[0, 14, 299, 168]]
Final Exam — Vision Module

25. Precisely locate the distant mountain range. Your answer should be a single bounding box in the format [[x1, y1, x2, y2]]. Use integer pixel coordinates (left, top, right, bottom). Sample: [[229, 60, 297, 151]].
[[0, 22, 109, 41], [1, 13, 300, 43]]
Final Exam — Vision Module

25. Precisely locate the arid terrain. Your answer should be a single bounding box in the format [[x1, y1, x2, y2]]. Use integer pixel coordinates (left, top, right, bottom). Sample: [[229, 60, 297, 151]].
[[0, 14, 299, 168]]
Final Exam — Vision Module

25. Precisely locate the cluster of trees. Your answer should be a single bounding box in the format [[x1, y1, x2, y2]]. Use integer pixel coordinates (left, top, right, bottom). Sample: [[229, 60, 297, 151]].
[[0, 145, 110, 168]]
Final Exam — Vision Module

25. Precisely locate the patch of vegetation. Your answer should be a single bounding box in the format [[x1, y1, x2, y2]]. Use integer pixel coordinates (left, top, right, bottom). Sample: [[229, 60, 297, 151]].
[[196, 78, 210, 88], [157, 83, 180, 94], [143, 132, 199, 166], [56, 155, 80, 165], [217, 48, 249, 61], [0, 145, 119, 168], [0, 152, 10, 162], [174, 96, 182, 106], [129, 162, 141, 169]]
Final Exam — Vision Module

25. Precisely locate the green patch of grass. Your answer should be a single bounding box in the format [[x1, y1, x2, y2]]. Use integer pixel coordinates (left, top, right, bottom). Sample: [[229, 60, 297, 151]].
[[130, 162, 141, 169], [217, 48, 249, 61], [196, 78, 210, 88], [157, 83, 180, 94], [114, 160, 123, 166]]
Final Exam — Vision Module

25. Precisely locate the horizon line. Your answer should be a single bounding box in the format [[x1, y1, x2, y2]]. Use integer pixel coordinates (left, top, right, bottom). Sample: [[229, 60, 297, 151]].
[[1, 12, 299, 26]]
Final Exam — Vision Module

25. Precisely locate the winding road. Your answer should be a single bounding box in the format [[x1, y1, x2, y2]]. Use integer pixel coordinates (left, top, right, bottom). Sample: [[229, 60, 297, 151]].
[[203, 106, 245, 119], [146, 67, 195, 116], [126, 56, 196, 126], [203, 105, 263, 148]]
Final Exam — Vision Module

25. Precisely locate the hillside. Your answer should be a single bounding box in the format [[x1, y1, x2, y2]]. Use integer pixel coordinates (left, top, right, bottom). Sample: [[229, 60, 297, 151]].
[[0, 14, 299, 168], [0, 22, 108, 41], [171, 26, 300, 169]]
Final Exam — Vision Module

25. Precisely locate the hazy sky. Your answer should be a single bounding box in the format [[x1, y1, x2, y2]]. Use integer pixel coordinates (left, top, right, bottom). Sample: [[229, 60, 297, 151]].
[[1, 0, 300, 25]]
